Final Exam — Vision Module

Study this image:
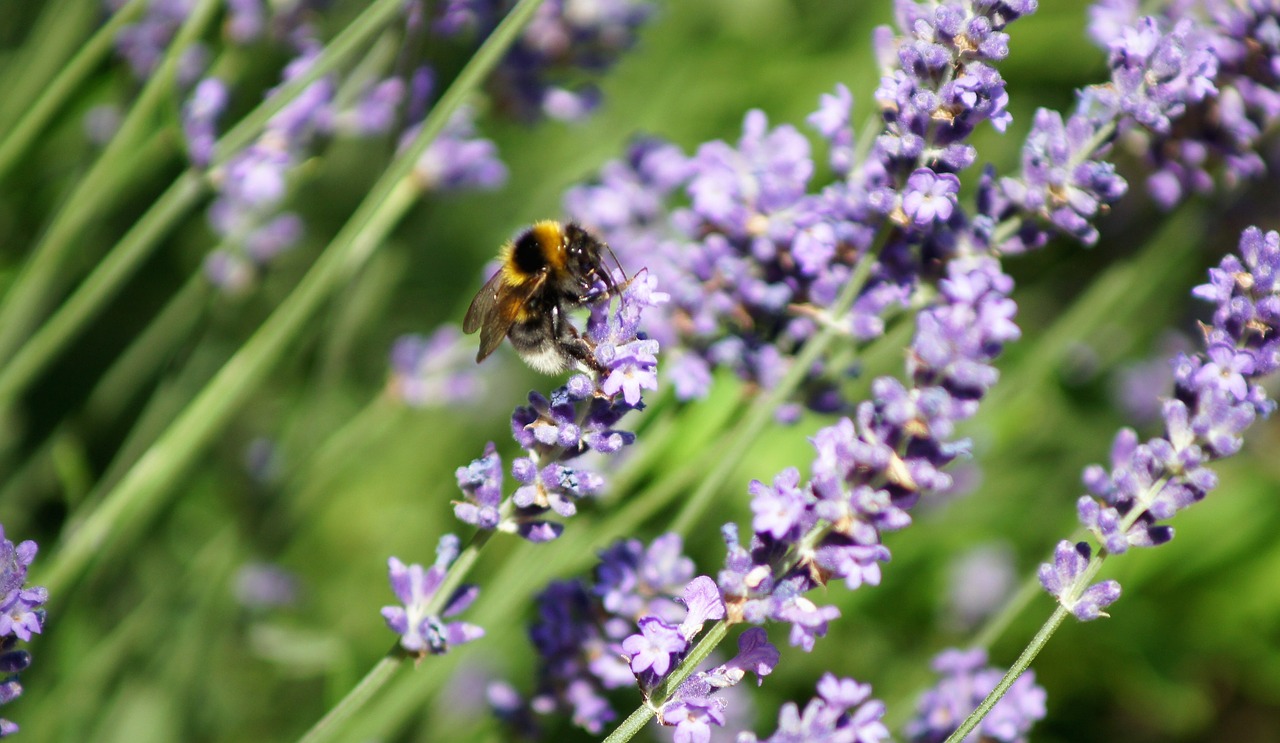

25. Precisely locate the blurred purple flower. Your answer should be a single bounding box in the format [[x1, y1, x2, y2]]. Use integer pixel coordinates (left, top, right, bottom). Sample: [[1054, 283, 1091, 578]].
[[944, 542, 1015, 629], [388, 326, 486, 408], [233, 562, 300, 610], [738, 672, 888, 743], [905, 648, 1046, 743], [409, 107, 509, 191], [112, 0, 203, 80]]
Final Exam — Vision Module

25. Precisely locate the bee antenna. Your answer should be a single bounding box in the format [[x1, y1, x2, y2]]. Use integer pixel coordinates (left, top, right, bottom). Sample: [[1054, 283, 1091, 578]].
[[603, 241, 629, 287]]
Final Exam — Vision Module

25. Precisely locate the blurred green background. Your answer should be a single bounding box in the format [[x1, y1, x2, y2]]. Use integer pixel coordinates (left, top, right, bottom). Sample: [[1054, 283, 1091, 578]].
[[2, 1, 1280, 741]]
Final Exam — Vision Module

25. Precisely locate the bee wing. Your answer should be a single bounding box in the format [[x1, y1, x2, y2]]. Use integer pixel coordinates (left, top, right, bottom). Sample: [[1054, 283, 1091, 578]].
[[463, 270, 506, 334], [464, 271, 546, 363]]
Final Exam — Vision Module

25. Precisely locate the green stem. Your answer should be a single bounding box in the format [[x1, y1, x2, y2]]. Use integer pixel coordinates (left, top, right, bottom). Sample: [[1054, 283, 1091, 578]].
[[41, 151, 398, 595], [971, 562, 1053, 652], [0, 0, 218, 364], [0, 0, 407, 404], [80, 272, 212, 429], [297, 653, 407, 743], [0, 170, 203, 408], [945, 606, 1070, 743], [0, 0, 149, 181]]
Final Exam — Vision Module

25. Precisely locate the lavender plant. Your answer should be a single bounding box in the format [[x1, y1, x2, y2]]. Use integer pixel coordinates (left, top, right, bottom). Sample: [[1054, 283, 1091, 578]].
[[4, 0, 1280, 741], [0, 528, 46, 738]]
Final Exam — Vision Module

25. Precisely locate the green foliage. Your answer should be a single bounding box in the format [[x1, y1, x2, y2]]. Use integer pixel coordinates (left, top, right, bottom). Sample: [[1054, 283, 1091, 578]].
[[2, 1, 1279, 741]]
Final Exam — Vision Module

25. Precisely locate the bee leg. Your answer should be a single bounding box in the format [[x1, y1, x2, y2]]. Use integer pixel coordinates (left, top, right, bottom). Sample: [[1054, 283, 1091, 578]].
[[551, 306, 606, 376]]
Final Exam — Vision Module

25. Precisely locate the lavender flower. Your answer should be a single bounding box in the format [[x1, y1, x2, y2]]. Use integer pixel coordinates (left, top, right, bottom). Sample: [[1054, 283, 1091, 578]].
[[899, 168, 961, 227], [572, 252, 1021, 741], [525, 579, 624, 733], [564, 1, 1037, 415], [905, 648, 1046, 743], [381, 535, 484, 655], [0, 529, 44, 644], [499, 535, 752, 737], [594, 533, 694, 623], [622, 617, 686, 678], [656, 628, 778, 743], [335, 78, 407, 137], [423, 0, 654, 120], [737, 672, 889, 743], [196, 43, 333, 292], [999, 4, 1280, 247], [1041, 226, 1280, 619], [184, 26, 509, 294], [432, 0, 496, 36], [1037, 541, 1122, 622], [0, 527, 46, 738], [388, 326, 486, 407], [225, 0, 267, 44], [1089, 4, 1280, 208], [715, 255, 1018, 651], [993, 97, 1128, 248], [453, 271, 665, 540]]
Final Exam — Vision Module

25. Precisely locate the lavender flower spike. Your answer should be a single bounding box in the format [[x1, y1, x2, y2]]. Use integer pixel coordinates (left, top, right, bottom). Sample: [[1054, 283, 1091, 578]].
[[381, 534, 483, 656], [1042, 226, 1280, 620]]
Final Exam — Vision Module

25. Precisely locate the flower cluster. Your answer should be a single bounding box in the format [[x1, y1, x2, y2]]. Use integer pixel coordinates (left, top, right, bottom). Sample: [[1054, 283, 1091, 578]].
[[0, 526, 47, 737], [453, 272, 665, 541], [905, 648, 1046, 743], [492, 533, 775, 737], [565, 1, 1038, 413], [387, 326, 487, 408], [738, 673, 889, 743], [1040, 226, 1280, 620], [381, 534, 484, 656], [716, 255, 1018, 652], [657, 626, 779, 742], [1088, 1, 1280, 208], [994, 4, 1280, 251], [569, 254, 1019, 741], [433, 0, 655, 121]]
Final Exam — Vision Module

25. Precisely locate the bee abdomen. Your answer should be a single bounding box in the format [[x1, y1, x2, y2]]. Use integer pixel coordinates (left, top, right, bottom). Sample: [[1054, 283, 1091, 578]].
[[508, 316, 568, 374]]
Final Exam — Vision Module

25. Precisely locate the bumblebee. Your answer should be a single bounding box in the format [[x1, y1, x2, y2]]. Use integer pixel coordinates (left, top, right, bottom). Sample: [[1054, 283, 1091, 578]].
[[463, 221, 622, 375]]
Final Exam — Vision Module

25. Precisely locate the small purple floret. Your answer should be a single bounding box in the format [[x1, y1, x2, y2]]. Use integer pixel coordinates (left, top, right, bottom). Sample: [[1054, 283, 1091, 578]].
[[381, 535, 484, 655]]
